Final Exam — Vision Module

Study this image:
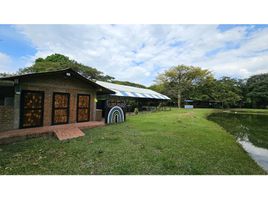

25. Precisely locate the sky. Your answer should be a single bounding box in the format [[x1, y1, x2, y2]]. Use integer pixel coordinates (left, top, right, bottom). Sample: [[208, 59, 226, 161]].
[[0, 24, 268, 86]]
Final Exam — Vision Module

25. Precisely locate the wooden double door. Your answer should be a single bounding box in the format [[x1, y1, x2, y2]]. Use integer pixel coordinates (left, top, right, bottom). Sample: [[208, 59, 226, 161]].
[[76, 94, 91, 122], [52, 93, 91, 125], [20, 90, 44, 128], [52, 92, 70, 125]]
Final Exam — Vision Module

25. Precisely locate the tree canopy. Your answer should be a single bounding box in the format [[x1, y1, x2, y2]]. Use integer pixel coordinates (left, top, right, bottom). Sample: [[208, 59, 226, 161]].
[[155, 65, 213, 107], [246, 73, 268, 108], [111, 80, 147, 88], [18, 54, 115, 81], [211, 77, 243, 108]]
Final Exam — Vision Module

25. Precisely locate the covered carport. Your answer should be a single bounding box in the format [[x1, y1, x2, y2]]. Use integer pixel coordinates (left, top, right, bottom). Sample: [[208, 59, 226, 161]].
[[96, 81, 171, 113]]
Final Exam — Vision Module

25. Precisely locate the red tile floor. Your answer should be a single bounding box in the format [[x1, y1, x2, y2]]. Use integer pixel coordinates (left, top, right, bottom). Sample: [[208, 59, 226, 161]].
[[0, 121, 105, 143]]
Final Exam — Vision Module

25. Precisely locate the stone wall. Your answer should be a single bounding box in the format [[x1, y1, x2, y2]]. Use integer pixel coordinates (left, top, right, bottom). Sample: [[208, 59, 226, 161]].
[[0, 105, 14, 132]]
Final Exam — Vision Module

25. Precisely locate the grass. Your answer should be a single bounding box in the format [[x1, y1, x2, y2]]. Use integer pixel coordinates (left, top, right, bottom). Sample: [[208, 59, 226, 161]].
[[0, 109, 266, 175]]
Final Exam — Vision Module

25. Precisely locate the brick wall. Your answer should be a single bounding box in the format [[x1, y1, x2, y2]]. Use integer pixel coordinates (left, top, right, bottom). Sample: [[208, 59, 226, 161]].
[[19, 74, 97, 127], [0, 106, 14, 132]]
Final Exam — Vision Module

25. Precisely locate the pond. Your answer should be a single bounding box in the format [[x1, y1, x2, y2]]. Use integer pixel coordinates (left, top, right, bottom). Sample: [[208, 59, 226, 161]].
[[208, 111, 268, 172]]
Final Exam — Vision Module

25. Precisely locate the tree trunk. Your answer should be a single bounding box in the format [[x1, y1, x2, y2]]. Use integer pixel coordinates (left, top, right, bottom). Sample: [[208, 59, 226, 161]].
[[177, 92, 181, 108]]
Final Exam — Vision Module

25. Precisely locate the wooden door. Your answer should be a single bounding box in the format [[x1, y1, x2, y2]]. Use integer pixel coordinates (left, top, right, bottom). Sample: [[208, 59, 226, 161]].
[[20, 90, 44, 128], [77, 94, 90, 122], [52, 92, 70, 125]]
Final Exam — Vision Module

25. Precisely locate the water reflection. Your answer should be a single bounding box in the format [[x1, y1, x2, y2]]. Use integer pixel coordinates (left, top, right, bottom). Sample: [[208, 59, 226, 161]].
[[208, 112, 268, 172], [238, 139, 268, 172]]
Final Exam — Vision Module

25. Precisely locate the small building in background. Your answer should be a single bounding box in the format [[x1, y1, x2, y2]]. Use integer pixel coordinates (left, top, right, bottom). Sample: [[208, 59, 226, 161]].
[[184, 99, 194, 109]]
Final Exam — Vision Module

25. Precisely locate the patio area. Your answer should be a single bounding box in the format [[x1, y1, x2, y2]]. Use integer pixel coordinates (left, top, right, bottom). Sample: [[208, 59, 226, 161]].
[[0, 120, 105, 144]]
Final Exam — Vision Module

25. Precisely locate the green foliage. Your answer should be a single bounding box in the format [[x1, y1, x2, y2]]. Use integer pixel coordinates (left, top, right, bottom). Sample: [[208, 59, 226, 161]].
[[154, 65, 213, 107], [211, 77, 243, 108], [188, 75, 216, 101], [18, 53, 115, 81], [246, 73, 268, 108], [112, 80, 147, 88], [152, 65, 247, 108], [0, 72, 14, 78], [148, 84, 166, 94]]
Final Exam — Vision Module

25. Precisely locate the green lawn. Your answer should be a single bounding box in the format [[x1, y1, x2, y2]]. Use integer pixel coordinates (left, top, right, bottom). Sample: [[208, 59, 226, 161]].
[[0, 109, 266, 175]]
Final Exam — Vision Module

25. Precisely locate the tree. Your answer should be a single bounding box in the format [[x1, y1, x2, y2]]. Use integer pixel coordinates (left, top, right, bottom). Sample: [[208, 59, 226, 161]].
[[237, 78, 248, 107], [155, 65, 213, 108], [188, 75, 216, 101], [148, 83, 166, 94], [152, 66, 245, 108], [111, 80, 147, 88], [18, 54, 115, 81], [0, 72, 14, 78], [189, 76, 243, 108], [212, 77, 243, 108], [246, 73, 268, 108]]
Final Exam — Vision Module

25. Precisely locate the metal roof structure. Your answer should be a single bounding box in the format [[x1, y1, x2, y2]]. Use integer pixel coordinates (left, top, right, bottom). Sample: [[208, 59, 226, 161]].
[[96, 81, 170, 100]]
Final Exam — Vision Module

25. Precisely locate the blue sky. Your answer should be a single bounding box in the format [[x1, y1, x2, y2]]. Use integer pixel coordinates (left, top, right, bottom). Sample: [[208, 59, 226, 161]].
[[0, 25, 36, 57], [0, 24, 268, 85]]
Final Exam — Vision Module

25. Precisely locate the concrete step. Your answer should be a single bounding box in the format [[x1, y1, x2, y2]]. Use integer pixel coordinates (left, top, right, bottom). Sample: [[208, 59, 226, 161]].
[[54, 127, 85, 141]]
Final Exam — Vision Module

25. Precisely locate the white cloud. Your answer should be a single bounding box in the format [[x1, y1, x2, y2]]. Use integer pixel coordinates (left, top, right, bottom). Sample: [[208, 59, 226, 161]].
[[0, 52, 12, 72], [13, 25, 268, 85], [0, 52, 32, 74]]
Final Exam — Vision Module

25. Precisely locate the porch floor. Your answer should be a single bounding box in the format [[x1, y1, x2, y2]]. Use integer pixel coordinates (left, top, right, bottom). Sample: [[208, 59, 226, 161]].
[[0, 121, 105, 143]]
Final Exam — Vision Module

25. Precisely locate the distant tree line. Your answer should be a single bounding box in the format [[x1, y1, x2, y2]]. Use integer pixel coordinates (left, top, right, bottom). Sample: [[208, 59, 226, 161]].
[[149, 65, 268, 109]]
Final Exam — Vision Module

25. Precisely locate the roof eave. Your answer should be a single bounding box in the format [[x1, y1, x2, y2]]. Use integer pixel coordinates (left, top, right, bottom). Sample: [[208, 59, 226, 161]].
[[0, 68, 115, 95], [0, 80, 14, 87]]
